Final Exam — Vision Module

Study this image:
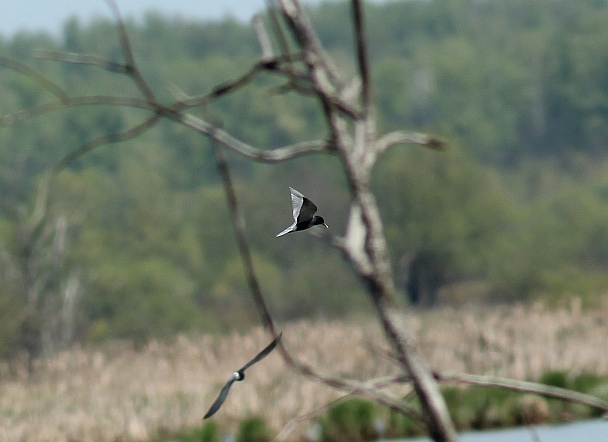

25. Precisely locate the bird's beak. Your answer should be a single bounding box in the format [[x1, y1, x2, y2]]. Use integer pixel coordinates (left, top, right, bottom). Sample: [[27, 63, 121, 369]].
[[323, 223, 329, 228]]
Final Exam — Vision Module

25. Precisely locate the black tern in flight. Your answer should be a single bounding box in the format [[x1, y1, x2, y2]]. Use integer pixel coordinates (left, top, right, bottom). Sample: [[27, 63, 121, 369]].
[[276, 187, 328, 237], [203, 332, 282, 419]]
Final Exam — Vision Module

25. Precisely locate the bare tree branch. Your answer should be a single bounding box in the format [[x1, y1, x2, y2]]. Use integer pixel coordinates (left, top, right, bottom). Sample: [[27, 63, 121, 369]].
[[265, 0, 302, 85], [0, 95, 154, 127], [435, 372, 608, 414], [351, 0, 370, 111], [51, 114, 161, 173], [103, 0, 156, 101], [32, 50, 131, 74], [332, 202, 373, 276], [278, 0, 344, 88], [277, 0, 360, 121], [210, 136, 277, 332], [253, 15, 275, 60], [0, 57, 68, 103], [175, 112, 331, 161], [375, 130, 447, 155], [174, 56, 295, 110]]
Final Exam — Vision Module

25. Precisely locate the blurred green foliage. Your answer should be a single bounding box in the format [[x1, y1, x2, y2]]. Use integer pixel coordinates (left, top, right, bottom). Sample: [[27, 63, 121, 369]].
[[320, 398, 378, 442], [154, 420, 220, 442], [2, 0, 608, 353], [236, 417, 272, 442]]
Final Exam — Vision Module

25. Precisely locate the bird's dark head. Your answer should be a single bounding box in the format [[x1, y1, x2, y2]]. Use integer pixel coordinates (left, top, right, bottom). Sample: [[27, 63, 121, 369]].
[[312, 216, 328, 229]]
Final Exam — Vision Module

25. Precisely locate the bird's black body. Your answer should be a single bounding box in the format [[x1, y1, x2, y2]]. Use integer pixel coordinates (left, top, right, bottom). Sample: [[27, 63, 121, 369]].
[[276, 187, 328, 237], [203, 333, 282, 419], [296, 215, 326, 231]]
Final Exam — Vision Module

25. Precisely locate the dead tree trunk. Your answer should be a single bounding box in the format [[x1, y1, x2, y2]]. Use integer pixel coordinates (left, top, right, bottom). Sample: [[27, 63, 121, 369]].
[[274, 1, 457, 438]]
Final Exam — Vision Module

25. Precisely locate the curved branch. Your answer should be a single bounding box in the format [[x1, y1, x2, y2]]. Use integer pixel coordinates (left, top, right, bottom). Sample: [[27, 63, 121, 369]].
[[435, 372, 608, 414], [374, 130, 446, 156], [0, 95, 154, 127], [0, 57, 68, 102], [174, 56, 291, 110], [0, 94, 328, 164], [52, 114, 161, 173], [32, 50, 130, 74], [24, 2, 156, 107], [175, 112, 331, 161]]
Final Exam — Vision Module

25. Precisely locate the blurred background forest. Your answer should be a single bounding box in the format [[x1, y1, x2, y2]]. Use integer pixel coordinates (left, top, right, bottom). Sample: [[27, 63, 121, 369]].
[[1, 0, 608, 358]]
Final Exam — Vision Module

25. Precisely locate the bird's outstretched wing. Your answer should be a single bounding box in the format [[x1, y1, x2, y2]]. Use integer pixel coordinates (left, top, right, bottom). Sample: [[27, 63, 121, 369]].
[[239, 332, 282, 372], [290, 187, 317, 224], [203, 376, 238, 419], [289, 187, 305, 221]]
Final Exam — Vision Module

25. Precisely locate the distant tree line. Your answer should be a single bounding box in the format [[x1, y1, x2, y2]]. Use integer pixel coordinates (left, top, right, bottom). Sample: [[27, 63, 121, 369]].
[[1, 0, 608, 356]]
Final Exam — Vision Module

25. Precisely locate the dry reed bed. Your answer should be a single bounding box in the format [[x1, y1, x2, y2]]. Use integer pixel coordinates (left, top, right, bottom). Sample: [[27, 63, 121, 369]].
[[0, 301, 606, 441]]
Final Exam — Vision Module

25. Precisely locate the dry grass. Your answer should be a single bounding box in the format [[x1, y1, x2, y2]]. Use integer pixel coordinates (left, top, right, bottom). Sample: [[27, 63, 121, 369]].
[[0, 299, 607, 441]]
